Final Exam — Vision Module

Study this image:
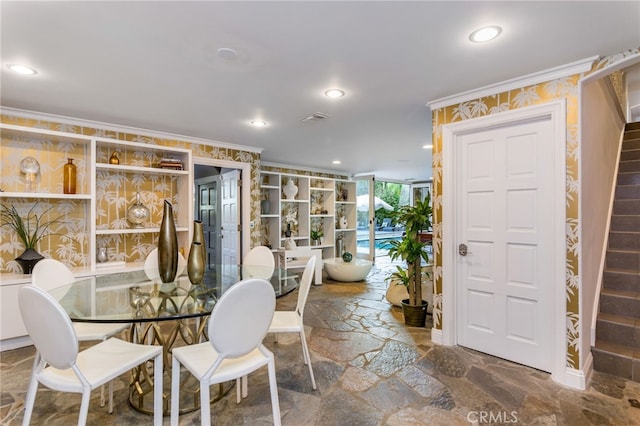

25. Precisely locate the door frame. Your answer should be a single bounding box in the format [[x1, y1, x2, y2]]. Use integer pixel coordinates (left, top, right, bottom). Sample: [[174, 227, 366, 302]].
[[193, 157, 251, 261], [440, 100, 567, 384], [355, 174, 375, 262]]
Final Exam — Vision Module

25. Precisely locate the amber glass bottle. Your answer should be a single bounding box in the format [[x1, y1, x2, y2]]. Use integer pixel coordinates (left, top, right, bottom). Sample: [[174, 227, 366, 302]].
[[63, 158, 77, 194]]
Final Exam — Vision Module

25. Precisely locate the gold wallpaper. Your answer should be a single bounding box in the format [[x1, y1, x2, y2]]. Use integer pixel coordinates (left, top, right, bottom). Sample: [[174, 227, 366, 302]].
[[430, 48, 640, 370], [0, 114, 262, 272]]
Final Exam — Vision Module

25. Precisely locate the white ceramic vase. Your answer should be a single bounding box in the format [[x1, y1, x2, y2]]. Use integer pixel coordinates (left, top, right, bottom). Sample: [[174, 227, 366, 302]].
[[283, 178, 298, 200]]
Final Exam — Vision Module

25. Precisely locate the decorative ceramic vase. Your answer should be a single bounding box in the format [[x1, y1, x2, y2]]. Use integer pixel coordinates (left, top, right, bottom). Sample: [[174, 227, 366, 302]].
[[97, 246, 108, 263], [187, 241, 205, 285], [109, 151, 120, 165], [283, 178, 298, 200], [158, 200, 178, 283], [339, 216, 348, 229], [127, 192, 150, 228], [336, 234, 344, 258], [63, 158, 76, 194], [285, 237, 297, 250], [342, 251, 353, 262], [261, 199, 270, 215], [16, 248, 44, 274], [192, 220, 207, 268]]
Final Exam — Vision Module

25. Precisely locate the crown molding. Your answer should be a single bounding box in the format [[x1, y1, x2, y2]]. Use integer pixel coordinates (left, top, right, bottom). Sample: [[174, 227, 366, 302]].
[[427, 55, 599, 110], [0, 107, 262, 154]]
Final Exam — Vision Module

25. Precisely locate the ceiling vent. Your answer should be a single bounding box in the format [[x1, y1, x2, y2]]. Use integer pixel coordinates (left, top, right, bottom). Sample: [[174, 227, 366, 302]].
[[300, 112, 330, 122]]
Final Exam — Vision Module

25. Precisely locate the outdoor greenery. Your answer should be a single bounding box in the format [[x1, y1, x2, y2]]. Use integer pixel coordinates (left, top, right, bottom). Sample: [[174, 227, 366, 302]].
[[386, 192, 432, 306], [0, 203, 63, 250]]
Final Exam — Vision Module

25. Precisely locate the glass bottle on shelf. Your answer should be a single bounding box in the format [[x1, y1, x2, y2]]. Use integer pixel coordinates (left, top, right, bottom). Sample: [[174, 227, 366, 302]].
[[63, 158, 76, 194]]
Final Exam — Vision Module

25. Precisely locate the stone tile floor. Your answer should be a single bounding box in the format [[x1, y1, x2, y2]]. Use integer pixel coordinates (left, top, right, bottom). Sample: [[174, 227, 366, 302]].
[[2, 257, 640, 425]]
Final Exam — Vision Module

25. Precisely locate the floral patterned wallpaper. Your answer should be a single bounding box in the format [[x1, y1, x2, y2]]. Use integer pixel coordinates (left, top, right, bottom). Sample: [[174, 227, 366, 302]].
[[430, 48, 640, 370], [0, 113, 261, 273]]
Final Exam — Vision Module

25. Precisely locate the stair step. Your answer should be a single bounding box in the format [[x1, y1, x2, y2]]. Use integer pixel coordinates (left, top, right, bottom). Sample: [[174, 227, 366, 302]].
[[622, 139, 640, 151], [592, 339, 639, 381], [621, 150, 640, 162], [615, 185, 640, 199], [613, 199, 640, 215], [605, 249, 640, 273], [618, 159, 640, 173], [603, 269, 640, 291], [617, 171, 640, 185], [611, 215, 640, 231], [609, 231, 640, 250], [596, 312, 640, 348], [599, 288, 640, 318], [626, 122, 640, 131]]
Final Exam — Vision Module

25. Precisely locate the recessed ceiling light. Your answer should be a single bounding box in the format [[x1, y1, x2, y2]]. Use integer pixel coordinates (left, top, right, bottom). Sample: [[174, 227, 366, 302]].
[[332, 160, 341, 165], [251, 120, 267, 127], [469, 26, 502, 43], [324, 89, 345, 98], [217, 47, 238, 61], [6, 64, 37, 75], [423, 144, 433, 149]]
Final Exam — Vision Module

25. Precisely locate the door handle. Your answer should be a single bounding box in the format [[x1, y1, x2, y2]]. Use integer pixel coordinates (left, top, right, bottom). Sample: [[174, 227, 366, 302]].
[[458, 243, 471, 256]]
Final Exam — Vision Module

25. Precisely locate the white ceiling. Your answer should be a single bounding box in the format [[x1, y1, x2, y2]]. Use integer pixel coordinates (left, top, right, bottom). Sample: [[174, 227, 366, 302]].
[[2, 1, 639, 182]]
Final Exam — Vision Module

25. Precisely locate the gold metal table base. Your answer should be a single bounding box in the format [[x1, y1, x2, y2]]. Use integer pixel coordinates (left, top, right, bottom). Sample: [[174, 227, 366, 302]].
[[127, 317, 232, 416]]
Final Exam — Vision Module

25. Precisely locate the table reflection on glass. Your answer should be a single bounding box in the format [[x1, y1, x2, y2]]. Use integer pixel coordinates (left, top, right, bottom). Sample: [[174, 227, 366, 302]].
[[47, 264, 298, 416]]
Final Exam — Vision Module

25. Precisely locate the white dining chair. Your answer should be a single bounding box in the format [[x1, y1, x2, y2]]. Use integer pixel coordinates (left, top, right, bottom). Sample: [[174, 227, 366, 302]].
[[242, 246, 275, 280], [31, 259, 129, 410], [19, 285, 163, 426], [143, 247, 187, 282], [237, 256, 317, 402], [170, 278, 281, 426], [268, 255, 317, 389]]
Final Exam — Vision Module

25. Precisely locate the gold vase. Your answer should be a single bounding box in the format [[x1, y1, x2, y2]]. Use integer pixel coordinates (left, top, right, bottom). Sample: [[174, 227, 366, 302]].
[[192, 220, 207, 268], [158, 200, 178, 283], [187, 241, 205, 285]]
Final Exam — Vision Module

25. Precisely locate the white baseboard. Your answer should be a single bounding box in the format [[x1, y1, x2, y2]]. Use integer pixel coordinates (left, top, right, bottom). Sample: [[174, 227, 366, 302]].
[[0, 335, 32, 352], [555, 359, 591, 390]]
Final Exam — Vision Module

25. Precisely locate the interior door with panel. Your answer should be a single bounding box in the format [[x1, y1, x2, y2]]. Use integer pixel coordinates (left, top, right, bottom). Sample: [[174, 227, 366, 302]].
[[195, 176, 221, 269], [220, 170, 240, 288], [455, 117, 555, 372]]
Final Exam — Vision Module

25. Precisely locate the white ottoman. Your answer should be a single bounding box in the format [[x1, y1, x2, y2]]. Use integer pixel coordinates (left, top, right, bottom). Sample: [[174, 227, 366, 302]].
[[324, 258, 372, 282]]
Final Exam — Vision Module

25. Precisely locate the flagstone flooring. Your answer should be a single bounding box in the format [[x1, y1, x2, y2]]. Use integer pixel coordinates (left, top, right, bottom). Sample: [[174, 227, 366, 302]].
[[2, 257, 640, 425]]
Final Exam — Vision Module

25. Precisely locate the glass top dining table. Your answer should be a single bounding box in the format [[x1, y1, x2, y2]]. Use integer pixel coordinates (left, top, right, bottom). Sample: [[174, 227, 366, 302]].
[[48, 264, 298, 324], [46, 264, 298, 416]]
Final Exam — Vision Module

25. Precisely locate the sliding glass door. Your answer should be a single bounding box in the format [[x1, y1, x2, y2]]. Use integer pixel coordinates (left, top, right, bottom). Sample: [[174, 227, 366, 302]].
[[355, 175, 375, 262]]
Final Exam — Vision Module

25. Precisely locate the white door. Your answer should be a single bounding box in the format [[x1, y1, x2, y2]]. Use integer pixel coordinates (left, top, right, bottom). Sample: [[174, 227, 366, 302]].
[[221, 170, 240, 285], [455, 118, 555, 372]]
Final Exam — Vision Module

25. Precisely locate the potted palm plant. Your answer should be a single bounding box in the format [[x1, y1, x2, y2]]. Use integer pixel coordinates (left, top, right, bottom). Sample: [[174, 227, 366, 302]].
[[0, 203, 63, 274], [386, 193, 432, 326]]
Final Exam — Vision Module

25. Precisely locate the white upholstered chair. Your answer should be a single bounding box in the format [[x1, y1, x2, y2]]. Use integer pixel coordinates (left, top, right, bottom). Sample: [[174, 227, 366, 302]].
[[170, 278, 280, 426], [31, 259, 129, 409], [19, 285, 163, 426], [242, 246, 275, 280]]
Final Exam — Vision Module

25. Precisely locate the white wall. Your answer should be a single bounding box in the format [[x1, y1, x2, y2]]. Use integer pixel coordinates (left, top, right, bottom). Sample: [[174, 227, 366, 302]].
[[626, 63, 640, 122], [580, 77, 625, 363]]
